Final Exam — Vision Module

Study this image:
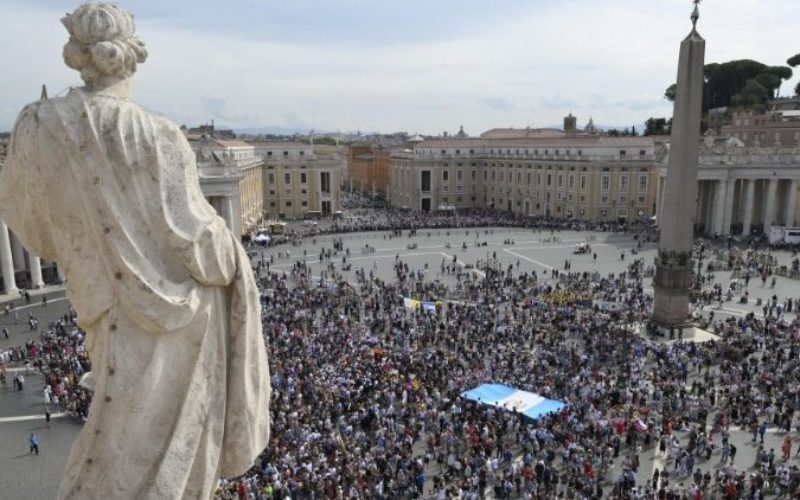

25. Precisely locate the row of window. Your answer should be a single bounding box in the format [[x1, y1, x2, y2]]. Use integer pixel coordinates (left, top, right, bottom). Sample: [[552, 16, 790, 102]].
[[265, 200, 309, 208], [424, 149, 649, 157], [267, 172, 307, 184], [436, 171, 648, 191]]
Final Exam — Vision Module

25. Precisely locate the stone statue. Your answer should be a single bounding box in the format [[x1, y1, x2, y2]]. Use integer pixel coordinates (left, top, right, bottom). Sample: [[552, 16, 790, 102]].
[[0, 4, 270, 499]]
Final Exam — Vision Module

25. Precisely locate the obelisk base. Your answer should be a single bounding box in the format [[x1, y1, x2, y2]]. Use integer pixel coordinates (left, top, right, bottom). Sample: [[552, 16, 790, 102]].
[[652, 262, 693, 327]]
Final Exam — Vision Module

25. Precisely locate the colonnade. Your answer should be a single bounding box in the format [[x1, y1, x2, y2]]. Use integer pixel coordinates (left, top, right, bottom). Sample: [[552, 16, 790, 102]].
[[657, 175, 799, 237], [0, 219, 51, 294]]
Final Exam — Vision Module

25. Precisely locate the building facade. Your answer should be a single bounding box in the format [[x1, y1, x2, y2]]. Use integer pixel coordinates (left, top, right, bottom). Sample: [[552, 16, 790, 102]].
[[251, 141, 341, 219], [720, 109, 800, 148], [389, 135, 659, 222], [656, 136, 800, 236], [191, 138, 264, 238], [347, 145, 391, 194]]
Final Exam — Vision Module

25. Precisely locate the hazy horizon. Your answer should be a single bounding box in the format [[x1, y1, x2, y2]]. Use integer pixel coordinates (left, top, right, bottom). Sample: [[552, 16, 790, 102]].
[[1, 0, 798, 134]]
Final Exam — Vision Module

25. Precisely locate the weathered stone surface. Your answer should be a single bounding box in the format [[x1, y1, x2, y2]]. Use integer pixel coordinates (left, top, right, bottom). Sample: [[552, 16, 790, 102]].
[[653, 19, 705, 327], [0, 4, 270, 499]]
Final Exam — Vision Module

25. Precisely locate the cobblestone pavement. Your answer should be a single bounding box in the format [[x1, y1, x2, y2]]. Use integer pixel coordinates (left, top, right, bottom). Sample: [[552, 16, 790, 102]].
[[3, 227, 799, 497]]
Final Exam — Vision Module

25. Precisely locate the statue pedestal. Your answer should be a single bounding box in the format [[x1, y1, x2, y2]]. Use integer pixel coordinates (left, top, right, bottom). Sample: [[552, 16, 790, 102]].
[[636, 324, 719, 344]]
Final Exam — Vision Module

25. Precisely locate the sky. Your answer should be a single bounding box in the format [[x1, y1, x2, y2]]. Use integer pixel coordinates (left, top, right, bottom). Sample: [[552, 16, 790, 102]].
[[0, 0, 798, 135]]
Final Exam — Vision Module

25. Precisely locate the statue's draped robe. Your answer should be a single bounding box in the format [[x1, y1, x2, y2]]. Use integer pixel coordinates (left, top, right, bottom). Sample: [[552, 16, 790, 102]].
[[0, 89, 270, 499]]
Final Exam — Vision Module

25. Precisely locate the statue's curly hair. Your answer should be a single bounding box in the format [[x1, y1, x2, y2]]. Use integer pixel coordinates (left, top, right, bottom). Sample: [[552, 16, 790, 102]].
[[61, 3, 147, 84]]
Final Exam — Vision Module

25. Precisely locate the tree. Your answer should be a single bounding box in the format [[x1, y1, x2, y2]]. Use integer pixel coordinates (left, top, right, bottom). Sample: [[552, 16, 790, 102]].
[[732, 80, 769, 109], [664, 59, 793, 110], [631, 125, 637, 136], [754, 73, 781, 98], [788, 54, 800, 95], [644, 117, 669, 136], [664, 84, 677, 102]]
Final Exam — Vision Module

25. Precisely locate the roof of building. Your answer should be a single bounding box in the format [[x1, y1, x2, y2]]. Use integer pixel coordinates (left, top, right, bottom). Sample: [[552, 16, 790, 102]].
[[479, 127, 565, 139], [213, 139, 252, 149], [415, 136, 655, 148]]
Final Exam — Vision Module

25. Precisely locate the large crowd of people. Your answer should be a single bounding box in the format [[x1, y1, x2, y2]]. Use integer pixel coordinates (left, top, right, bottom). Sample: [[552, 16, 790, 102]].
[[3, 207, 800, 499], [0, 304, 92, 419]]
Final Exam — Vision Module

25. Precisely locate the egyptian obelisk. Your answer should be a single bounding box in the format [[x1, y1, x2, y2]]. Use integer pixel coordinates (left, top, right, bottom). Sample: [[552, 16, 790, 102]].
[[653, 2, 705, 327]]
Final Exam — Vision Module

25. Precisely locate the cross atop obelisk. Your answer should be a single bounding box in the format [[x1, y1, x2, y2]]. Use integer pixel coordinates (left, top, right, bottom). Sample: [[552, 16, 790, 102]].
[[652, 2, 706, 328]]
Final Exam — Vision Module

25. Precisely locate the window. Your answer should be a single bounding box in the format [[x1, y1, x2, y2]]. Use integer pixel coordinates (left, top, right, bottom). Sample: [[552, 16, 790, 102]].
[[284, 173, 291, 184], [457, 170, 463, 181], [620, 175, 628, 190], [301, 200, 308, 207], [601, 176, 610, 191], [619, 195, 627, 203], [269, 201, 276, 207], [421, 171, 431, 191], [639, 175, 648, 190], [442, 170, 449, 181], [601, 195, 609, 203], [581, 176, 587, 190], [268, 173, 275, 184], [557, 175, 563, 188], [547, 174, 552, 186], [269, 190, 275, 196], [471, 170, 476, 181], [638, 196, 646, 203], [619, 150, 626, 157], [639, 150, 646, 156], [527, 172, 532, 184], [300, 172, 307, 184], [569, 175, 575, 189], [301, 189, 307, 195], [285, 200, 292, 207], [299, 151, 304, 156], [320, 172, 331, 194]]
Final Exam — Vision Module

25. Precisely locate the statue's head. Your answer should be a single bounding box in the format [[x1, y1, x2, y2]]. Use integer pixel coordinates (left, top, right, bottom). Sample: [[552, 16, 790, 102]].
[[62, 3, 147, 86]]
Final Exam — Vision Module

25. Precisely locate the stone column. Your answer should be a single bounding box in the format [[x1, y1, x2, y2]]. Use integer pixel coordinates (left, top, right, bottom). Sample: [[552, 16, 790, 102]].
[[712, 179, 726, 235], [785, 179, 798, 227], [56, 263, 66, 283], [763, 178, 778, 231], [0, 220, 18, 294], [721, 178, 736, 235], [9, 232, 25, 272], [29, 254, 45, 289], [742, 179, 755, 235]]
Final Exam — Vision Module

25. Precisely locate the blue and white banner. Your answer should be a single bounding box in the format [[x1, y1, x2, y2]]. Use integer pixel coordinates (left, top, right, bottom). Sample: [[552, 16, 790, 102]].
[[461, 383, 566, 420], [403, 296, 440, 311]]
